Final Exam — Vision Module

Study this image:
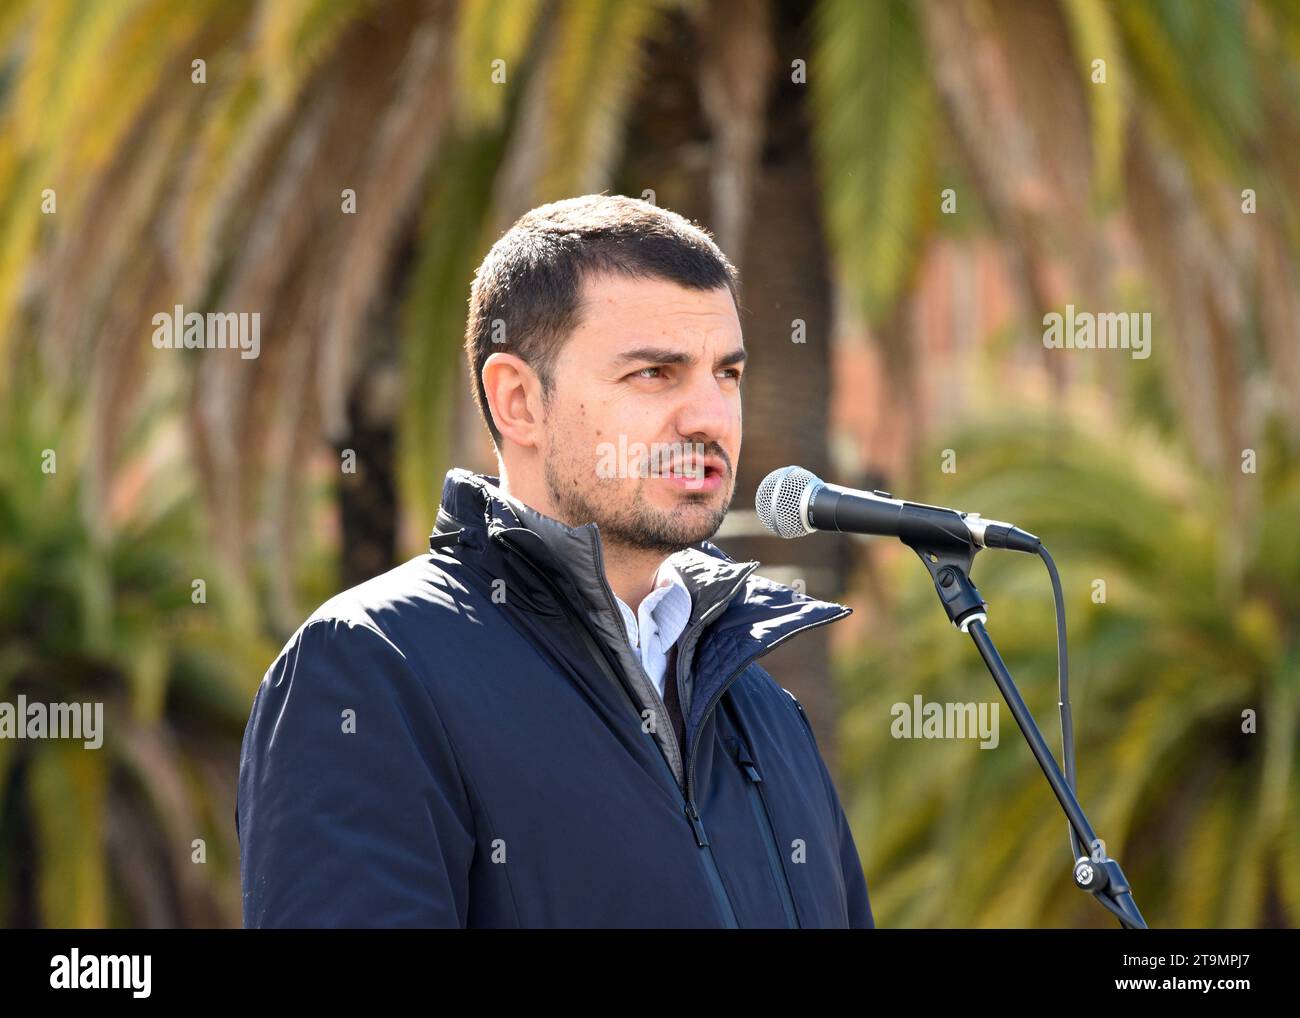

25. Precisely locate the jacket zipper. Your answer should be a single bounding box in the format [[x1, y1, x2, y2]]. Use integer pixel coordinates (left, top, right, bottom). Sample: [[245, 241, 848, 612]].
[[679, 607, 850, 927], [495, 530, 850, 929], [586, 528, 690, 784], [683, 607, 852, 824], [496, 533, 740, 928], [729, 737, 800, 928]]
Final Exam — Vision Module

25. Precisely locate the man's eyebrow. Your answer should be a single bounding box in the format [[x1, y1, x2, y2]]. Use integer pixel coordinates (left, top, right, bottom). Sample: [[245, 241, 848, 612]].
[[611, 347, 748, 369]]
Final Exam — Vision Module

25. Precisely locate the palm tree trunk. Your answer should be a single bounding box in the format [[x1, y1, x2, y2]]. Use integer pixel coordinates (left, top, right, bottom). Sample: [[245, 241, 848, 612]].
[[618, 1, 851, 770]]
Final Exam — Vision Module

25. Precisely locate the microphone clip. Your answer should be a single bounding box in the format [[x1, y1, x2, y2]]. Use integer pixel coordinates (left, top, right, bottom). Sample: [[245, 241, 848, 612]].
[[904, 528, 988, 631]]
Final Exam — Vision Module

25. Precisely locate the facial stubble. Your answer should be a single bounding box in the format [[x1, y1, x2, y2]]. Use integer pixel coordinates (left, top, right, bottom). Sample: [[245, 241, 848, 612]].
[[543, 448, 732, 555]]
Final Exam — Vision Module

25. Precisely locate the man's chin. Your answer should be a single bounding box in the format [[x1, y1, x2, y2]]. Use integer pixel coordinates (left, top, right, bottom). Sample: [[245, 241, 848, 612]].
[[645, 477, 730, 504], [635, 502, 729, 551], [550, 471, 732, 554]]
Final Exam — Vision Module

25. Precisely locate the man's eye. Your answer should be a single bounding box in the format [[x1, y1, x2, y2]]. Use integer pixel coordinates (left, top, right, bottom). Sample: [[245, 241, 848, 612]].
[[629, 366, 741, 382]]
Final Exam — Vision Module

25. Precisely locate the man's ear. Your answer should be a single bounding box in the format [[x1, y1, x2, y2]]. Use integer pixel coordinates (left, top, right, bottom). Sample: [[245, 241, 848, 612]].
[[482, 353, 545, 450]]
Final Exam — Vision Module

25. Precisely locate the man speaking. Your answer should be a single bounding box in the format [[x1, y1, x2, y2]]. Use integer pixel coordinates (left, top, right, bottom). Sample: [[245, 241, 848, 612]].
[[236, 194, 873, 928]]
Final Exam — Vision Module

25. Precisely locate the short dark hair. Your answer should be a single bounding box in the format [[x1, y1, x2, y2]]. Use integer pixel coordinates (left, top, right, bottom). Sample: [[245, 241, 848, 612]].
[[464, 194, 740, 449]]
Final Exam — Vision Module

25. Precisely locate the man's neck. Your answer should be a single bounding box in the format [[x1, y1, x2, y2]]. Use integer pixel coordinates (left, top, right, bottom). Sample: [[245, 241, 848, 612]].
[[600, 543, 672, 613], [497, 467, 669, 613]]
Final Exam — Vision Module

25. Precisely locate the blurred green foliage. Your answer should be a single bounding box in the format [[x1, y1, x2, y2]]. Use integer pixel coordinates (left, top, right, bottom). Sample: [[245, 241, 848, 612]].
[[0, 0, 1296, 928], [842, 413, 1299, 927]]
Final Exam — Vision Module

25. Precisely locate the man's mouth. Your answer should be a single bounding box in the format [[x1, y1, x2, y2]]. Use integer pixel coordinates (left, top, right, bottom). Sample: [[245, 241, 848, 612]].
[[656, 457, 726, 490], [663, 458, 724, 479]]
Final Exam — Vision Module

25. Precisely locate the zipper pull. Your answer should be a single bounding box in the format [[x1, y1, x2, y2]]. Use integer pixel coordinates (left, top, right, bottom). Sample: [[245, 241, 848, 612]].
[[684, 800, 710, 847], [428, 528, 465, 551], [726, 736, 762, 783]]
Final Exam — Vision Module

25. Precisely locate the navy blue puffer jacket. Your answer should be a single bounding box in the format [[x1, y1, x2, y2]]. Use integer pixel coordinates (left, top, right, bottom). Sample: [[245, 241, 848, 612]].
[[236, 469, 873, 928]]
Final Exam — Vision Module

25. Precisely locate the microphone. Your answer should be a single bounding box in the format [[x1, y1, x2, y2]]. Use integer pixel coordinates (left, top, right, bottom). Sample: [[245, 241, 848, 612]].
[[755, 465, 1041, 553]]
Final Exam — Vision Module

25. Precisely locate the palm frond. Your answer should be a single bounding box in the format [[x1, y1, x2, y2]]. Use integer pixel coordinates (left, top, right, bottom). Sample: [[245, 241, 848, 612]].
[[811, 0, 934, 326]]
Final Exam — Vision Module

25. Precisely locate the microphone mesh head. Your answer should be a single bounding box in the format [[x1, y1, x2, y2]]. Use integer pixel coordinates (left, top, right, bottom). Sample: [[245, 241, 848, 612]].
[[755, 466, 820, 538]]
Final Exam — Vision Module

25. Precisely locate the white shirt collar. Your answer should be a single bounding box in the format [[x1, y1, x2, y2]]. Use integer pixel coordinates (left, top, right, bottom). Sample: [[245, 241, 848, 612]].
[[611, 560, 693, 698]]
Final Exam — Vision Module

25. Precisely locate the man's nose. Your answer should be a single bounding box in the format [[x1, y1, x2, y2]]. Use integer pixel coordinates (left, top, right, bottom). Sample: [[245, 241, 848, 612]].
[[672, 369, 735, 444]]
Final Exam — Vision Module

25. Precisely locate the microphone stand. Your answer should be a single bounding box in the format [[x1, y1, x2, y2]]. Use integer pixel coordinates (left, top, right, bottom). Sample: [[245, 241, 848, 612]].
[[904, 520, 1148, 929]]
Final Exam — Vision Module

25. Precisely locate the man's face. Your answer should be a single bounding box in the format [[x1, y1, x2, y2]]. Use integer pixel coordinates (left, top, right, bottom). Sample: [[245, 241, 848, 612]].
[[538, 273, 743, 555]]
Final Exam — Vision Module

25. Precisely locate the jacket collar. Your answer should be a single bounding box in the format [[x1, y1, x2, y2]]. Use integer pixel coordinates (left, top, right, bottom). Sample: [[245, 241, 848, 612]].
[[431, 467, 852, 665], [434, 468, 764, 627]]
